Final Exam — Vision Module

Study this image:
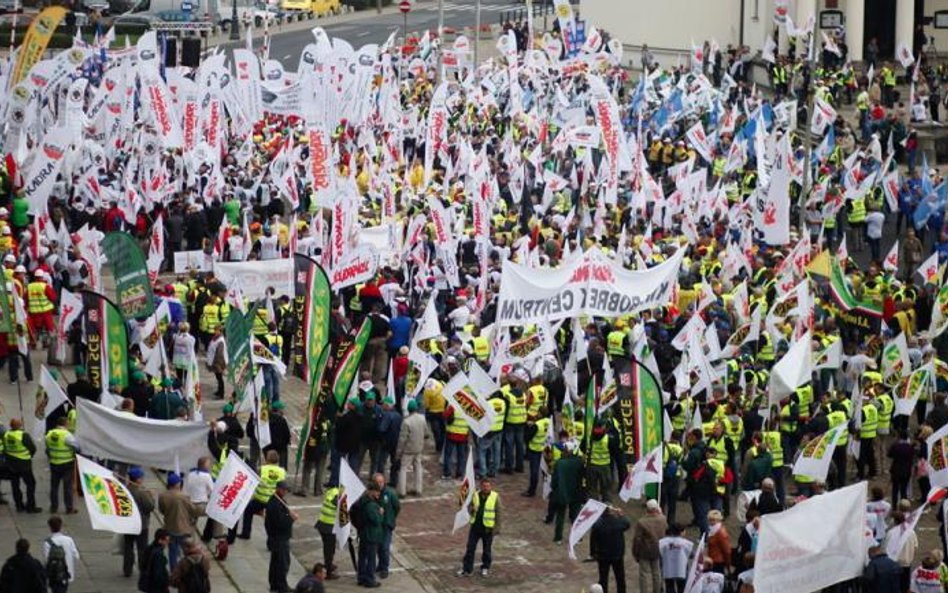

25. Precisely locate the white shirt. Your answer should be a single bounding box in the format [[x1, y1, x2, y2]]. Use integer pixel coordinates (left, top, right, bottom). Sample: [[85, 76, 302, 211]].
[[172, 333, 196, 369], [910, 566, 944, 593], [697, 571, 726, 593], [659, 536, 694, 579], [184, 469, 214, 504], [866, 212, 886, 239], [866, 499, 891, 542], [43, 533, 80, 582], [259, 235, 280, 260]]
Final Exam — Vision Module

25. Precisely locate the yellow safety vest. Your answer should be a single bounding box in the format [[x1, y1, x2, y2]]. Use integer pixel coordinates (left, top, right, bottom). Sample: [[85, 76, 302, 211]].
[[591, 434, 610, 466], [527, 385, 548, 417], [252, 308, 270, 336], [723, 416, 743, 449], [201, 303, 222, 333], [529, 418, 550, 452], [3, 429, 30, 460], [707, 435, 728, 464], [45, 428, 75, 465], [848, 197, 866, 224], [470, 491, 499, 528], [506, 390, 527, 425], [472, 336, 490, 361], [827, 410, 849, 445], [707, 458, 726, 495], [446, 411, 469, 437], [606, 331, 626, 357], [763, 431, 782, 467], [211, 445, 227, 479], [860, 404, 878, 439], [319, 487, 339, 526], [253, 464, 287, 503], [27, 281, 53, 313], [490, 397, 506, 432], [877, 394, 894, 432]]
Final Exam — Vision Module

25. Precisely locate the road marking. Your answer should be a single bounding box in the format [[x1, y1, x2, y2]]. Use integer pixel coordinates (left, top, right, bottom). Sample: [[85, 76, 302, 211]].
[[288, 504, 324, 510], [283, 54, 292, 60], [356, 31, 370, 38], [401, 493, 452, 503]]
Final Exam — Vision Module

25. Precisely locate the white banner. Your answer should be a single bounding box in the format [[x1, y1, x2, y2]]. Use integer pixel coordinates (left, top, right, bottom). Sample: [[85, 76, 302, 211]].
[[76, 398, 209, 471], [214, 259, 294, 300], [792, 425, 844, 481], [174, 250, 211, 273], [77, 455, 143, 535], [568, 498, 607, 560], [24, 126, 73, 215], [927, 423, 948, 490], [618, 444, 663, 502], [335, 458, 366, 550], [57, 289, 83, 362], [754, 482, 867, 593], [496, 248, 683, 326], [206, 452, 261, 529], [442, 372, 497, 438]]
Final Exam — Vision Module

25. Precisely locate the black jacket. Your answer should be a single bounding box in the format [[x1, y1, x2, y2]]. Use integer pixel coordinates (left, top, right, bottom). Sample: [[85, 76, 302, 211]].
[[0, 552, 47, 593], [139, 542, 170, 593], [265, 495, 294, 540], [863, 553, 902, 593], [590, 512, 631, 560]]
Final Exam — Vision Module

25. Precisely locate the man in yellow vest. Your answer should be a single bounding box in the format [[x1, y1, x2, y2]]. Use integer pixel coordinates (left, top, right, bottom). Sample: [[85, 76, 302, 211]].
[[442, 405, 470, 480], [479, 393, 506, 479], [502, 372, 528, 474], [3, 418, 41, 512], [857, 396, 879, 480], [45, 416, 79, 514], [316, 486, 341, 580], [588, 421, 613, 503], [457, 478, 501, 577], [523, 409, 551, 497], [26, 269, 56, 345], [237, 450, 286, 540]]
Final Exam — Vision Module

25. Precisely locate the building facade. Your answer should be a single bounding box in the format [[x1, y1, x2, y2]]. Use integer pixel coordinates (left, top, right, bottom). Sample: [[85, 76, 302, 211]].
[[583, 0, 940, 68]]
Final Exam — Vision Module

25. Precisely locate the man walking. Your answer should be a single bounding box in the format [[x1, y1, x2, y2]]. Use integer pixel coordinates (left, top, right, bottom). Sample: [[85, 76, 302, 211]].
[[632, 500, 667, 593], [238, 450, 286, 540], [356, 483, 384, 588], [0, 539, 46, 592], [396, 400, 426, 497], [314, 486, 340, 580], [158, 473, 200, 569], [124, 467, 155, 577], [591, 507, 631, 593], [457, 478, 501, 578], [550, 440, 584, 543], [42, 516, 80, 593], [373, 473, 400, 579], [3, 417, 41, 513], [45, 416, 79, 514], [265, 481, 297, 593]]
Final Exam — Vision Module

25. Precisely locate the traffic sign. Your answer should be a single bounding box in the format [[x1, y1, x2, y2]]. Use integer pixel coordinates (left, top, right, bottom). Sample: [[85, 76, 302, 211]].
[[399, 0, 411, 13]]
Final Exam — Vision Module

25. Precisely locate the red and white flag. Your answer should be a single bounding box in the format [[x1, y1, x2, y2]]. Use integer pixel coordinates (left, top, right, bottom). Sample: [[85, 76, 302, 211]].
[[918, 252, 942, 286], [452, 449, 476, 533], [568, 499, 608, 559], [619, 444, 664, 502], [883, 241, 899, 273], [147, 214, 164, 283], [56, 289, 83, 362], [205, 452, 261, 529], [836, 235, 849, 262]]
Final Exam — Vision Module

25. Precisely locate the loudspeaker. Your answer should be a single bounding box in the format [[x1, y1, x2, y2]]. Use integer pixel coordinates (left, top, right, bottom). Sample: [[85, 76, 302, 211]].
[[164, 37, 177, 67], [181, 38, 202, 68]]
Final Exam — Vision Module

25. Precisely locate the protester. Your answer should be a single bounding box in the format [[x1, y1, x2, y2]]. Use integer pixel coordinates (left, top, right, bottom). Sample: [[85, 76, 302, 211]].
[[632, 500, 667, 593], [590, 506, 631, 593], [157, 473, 201, 569], [0, 539, 46, 593], [659, 524, 694, 593], [139, 529, 172, 593], [169, 539, 210, 593], [42, 516, 80, 593], [125, 467, 156, 578], [265, 481, 298, 593], [294, 563, 327, 593], [458, 478, 501, 578]]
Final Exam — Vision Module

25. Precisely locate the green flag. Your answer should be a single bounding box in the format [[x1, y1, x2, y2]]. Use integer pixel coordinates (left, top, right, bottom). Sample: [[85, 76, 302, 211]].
[[102, 233, 156, 319], [82, 291, 129, 391], [294, 345, 332, 474], [226, 309, 255, 401], [331, 318, 373, 407], [828, 256, 883, 318], [292, 254, 331, 384], [0, 275, 12, 333], [632, 359, 663, 499], [583, 378, 596, 458]]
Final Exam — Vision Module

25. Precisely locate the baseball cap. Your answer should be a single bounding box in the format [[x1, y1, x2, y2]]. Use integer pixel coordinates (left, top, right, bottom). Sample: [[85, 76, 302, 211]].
[[222, 402, 235, 414], [646, 499, 661, 512], [167, 472, 182, 486], [128, 466, 145, 480]]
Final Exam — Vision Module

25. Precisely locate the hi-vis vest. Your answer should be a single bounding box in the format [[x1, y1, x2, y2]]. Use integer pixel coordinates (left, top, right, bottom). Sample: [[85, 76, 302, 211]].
[[211, 446, 228, 479], [848, 197, 866, 224], [860, 404, 878, 439], [506, 389, 527, 425], [201, 303, 223, 333], [3, 429, 30, 460], [827, 410, 849, 445], [763, 431, 783, 467], [27, 281, 53, 313], [471, 491, 499, 528], [707, 458, 726, 495], [877, 394, 894, 433], [527, 385, 548, 417], [253, 464, 287, 503], [490, 397, 506, 432], [591, 434, 610, 466], [45, 428, 74, 465], [319, 487, 339, 526], [606, 331, 626, 357], [472, 336, 490, 361], [446, 410, 469, 437], [529, 418, 551, 452], [252, 307, 270, 336]]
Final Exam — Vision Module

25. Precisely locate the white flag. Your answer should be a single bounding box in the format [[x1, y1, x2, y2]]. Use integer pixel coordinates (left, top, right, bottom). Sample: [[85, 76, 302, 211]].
[[77, 455, 143, 534], [568, 499, 608, 560], [896, 363, 935, 416], [883, 240, 899, 273], [335, 458, 366, 550], [682, 534, 706, 593], [39, 365, 69, 416], [813, 339, 842, 371], [619, 444, 663, 502], [768, 331, 813, 407], [917, 251, 941, 285], [792, 425, 845, 481], [56, 289, 83, 362], [886, 501, 927, 559], [205, 452, 261, 529], [452, 449, 476, 533], [442, 371, 496, 437], [897, 42, 915, 68]]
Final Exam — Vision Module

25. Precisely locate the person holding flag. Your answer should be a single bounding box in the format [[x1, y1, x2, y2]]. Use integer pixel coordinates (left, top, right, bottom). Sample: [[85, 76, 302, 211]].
[[457, 478, 501, 578]]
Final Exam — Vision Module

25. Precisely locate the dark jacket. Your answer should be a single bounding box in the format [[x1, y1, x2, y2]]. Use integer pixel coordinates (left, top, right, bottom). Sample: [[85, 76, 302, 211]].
[[590, 511, 631, 560], [139, 542, 170, 593], [265, 495, 294, 540], [267, 412, 292, 449], [358, 497, 385, 544], [0, 551, 47, 593], [334, 411, 363, 454], [888, 441, 916, 480], [551, 454, 584, 504], [378, 487, 401, 530], [751, 491, 784, 515], [294, 573, 325, 593], [863, 552, 902, 593]]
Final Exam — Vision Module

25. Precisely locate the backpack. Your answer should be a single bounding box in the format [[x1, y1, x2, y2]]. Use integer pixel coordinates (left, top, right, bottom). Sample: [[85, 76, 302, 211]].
[[46, 538, 70, 585], [183, 557, 209, 593]]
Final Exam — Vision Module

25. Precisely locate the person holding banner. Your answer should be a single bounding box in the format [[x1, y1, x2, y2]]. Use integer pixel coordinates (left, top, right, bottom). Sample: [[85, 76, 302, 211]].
[[457, 478, 501, 578]]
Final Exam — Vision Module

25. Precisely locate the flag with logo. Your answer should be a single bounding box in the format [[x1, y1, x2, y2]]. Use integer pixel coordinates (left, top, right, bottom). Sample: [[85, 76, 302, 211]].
[[927, 423, 948, 490], [77, 455, 142, 534], [930, 281, 948, 338], [896, 363, 934, 416], [619, 444, 663, 502], [568, 498, 608, 560], [882, 334, 910, 384], [335, 458, 366, 550], [331, 318, 373, 407], [828, 257, 883, 318], [792, 425, 845, 481], [81, 291, 129, 392], [452, 449, 476, 533], [10, 6, 68, 87], [226, 309, 255, 404], [883, 240, 899, 273], [102, 232, 156, 320], [918, 252, 942, 286], [206, 452, 261, 529], [442, 371, 496, 438], [813, 339, 842, 371], [56, 289, 83, 362]]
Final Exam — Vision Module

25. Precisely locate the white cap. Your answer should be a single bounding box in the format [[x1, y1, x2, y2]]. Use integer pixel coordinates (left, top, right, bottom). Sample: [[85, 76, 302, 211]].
[[3, 254, 14, 264], [33, 270, 44, 278], [0, 208, 8, 216], [14, 265, 25, 274], [646, 499, 661, 512]]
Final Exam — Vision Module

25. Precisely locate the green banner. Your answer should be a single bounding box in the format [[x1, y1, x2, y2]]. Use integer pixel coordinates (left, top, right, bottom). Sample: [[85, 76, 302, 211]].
[[633, 360, 663, 458], [102, 233, 155, 320], [331, 318, 373, 407], [829, 256, 883, 318], [583, 378, 595, 459], [292, 254, 331, 384], [82, 291, 128, 391], [294, 345, 332, 474], [226, 309, 255, 401]]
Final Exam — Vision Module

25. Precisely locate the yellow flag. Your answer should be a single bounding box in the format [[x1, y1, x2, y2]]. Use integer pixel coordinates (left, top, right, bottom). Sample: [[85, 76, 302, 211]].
[[10, 6, 68, 87], [806, 249, 831, 278]]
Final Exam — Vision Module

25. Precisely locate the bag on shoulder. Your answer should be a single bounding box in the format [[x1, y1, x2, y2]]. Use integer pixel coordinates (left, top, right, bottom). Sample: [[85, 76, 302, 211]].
[[185, 557, 210, 593], [46, 538, 70, 585]]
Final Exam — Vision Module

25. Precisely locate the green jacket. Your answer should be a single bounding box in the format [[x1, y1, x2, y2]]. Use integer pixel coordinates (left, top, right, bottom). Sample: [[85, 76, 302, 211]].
[[550, 454, 584, 505], [11, 197, 28, 228], [360, 498, 385, 544], [742, 450, 774, 490], [378, 486, 400, 530]]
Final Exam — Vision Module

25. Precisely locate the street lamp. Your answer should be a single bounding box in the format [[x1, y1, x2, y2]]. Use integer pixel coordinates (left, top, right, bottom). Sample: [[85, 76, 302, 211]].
[[229, 0, 240, 40]]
